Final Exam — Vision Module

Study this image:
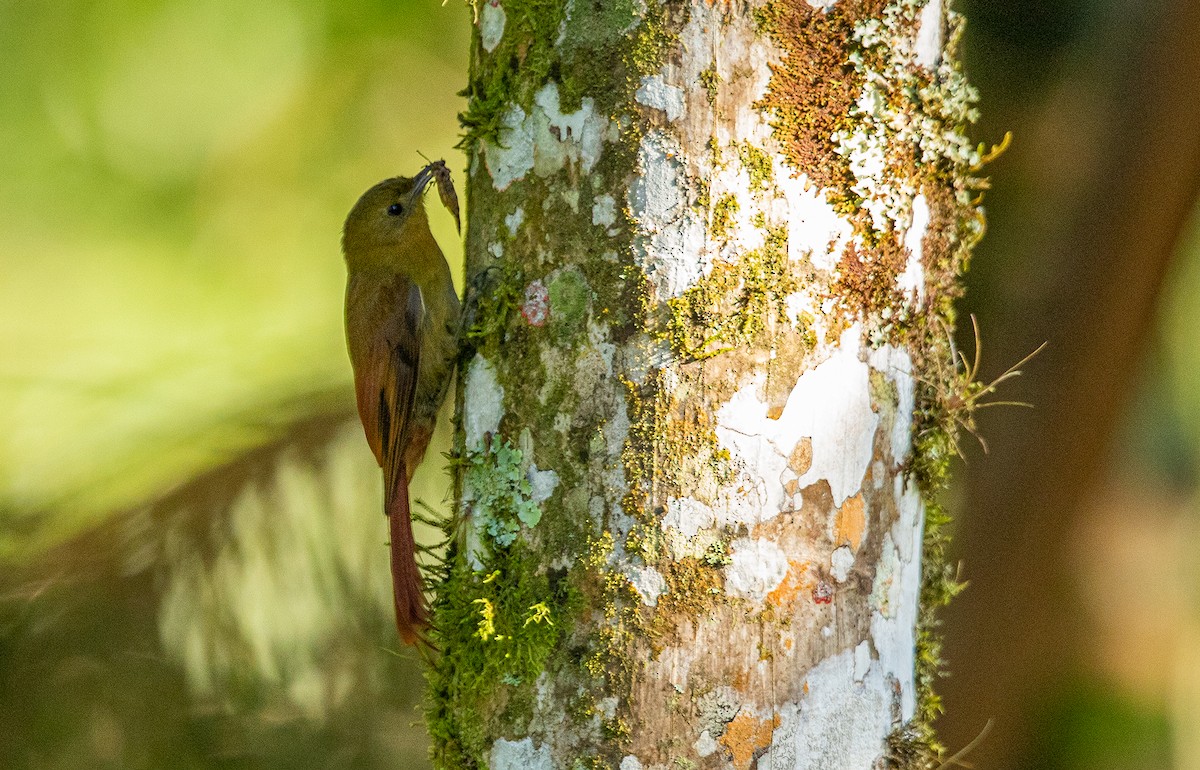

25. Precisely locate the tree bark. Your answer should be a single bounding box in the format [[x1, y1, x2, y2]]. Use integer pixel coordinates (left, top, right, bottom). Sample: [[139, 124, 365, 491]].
[[428, 1, 984, 767]]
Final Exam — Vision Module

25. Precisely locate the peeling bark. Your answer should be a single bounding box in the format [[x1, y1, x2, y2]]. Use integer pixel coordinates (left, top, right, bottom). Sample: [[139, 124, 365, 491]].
[[429, 1, 984, 768]]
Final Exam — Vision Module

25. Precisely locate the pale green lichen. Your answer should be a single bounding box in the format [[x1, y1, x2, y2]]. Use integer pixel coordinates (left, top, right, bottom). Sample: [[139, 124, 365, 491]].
[[464, 438, 543, 547]]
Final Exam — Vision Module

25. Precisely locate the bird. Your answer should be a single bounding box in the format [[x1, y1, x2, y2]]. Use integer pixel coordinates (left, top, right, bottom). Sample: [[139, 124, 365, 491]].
[[342, 163, 461, 644]]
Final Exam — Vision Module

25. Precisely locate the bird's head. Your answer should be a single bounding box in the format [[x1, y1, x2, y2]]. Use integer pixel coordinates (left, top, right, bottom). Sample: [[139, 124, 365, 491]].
[[342, 164, 441, 273]]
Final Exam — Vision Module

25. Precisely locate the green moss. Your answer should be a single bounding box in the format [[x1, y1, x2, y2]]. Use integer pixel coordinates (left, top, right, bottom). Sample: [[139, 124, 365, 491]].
[[463, 264, 524, 361], [625, 1, 676, 83], [736, 142, 774, 191], [547, 266, 592, 342], [709, 193, 738, 244], [698, 66, 720, 106], [666, 225, 800, 362], [426, 539, 578, 768], [559, 0, 641, 49], [458, 0, 569, 150]]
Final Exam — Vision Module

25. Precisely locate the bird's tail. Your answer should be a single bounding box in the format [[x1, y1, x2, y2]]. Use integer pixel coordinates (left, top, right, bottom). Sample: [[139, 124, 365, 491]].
[[387, 467, 427, 645]]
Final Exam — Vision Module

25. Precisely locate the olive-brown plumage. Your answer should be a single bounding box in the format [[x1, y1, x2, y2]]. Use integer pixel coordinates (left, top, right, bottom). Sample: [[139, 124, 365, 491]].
[[342, 164, 460, 644]]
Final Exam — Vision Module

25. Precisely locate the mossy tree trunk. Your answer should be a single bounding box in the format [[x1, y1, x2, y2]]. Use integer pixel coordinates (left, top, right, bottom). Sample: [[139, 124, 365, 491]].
[[428, 1, 985, 768]]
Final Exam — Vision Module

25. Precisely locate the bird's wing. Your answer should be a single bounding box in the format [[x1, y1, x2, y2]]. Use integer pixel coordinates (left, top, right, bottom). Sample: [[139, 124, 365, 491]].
[[351, 277, 423, 483]]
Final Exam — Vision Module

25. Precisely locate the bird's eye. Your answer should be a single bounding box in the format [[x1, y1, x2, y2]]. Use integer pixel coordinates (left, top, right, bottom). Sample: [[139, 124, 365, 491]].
[[387, 202, 404, 216]]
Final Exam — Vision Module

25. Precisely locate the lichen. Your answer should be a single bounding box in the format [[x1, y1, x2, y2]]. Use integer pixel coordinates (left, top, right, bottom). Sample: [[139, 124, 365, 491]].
[[463, 438, 543, 548]]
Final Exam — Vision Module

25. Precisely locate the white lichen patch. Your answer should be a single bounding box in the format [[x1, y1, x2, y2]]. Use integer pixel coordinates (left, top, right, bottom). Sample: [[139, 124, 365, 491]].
[[480, 0, 506, 53], [716, 327, 878, 513], [759, 648, 893, 770], [777, 171, 853, 272], [660, 495, 726, 560], [629, 130, 707, 298], [592, 193, 617, 229], [464, 354, 504, 450], [915, 0, 944, 69], [870, 476, 924, 721], [484, 82, 614, 191], [830, 545, 855, 583], [897, 193, 929, 304], [635, 74, 685, 122], [527, 464, 560, 503], [532, 82, 608, 177], [490, 737, 553, 770], [869, 533, 898, 617], [505, 206, 525, 235], [694, 730, 719, 757], [586, 318, 617, 377], [484, 105, 535, 191], [662, 496, 715, 539], [867, 343, 916, 462], [724, 538, 789, 602], [619, 756, 644, 770], [628, 566, 666, 606], [853, 639, 873, 683]]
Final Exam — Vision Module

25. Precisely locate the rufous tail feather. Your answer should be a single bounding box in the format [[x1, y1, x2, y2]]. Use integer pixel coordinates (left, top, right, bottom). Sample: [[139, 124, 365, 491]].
[[388, 467, 427, 645]]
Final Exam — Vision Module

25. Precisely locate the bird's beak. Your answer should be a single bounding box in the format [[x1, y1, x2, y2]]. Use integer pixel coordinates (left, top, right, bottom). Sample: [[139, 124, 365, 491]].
[[408, 163, 438, 207]]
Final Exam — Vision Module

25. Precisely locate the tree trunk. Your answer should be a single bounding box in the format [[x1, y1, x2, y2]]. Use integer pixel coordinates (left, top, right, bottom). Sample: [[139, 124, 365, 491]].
[[428, 1, 984, 767]]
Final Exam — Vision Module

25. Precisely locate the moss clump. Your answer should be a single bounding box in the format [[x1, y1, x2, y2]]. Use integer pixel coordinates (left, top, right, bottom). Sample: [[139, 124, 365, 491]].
[[463, 264, 525, 361], [426, 540, 577, 769], [666, 226, 799, 362], [698, 66, 720, 106], [754, 0, 886, 193], [547, 266, 592, 343], [458, 0, 569, 150], [649, 557, 724, 642], [830, 234, 908, 324], [709, 193, 739, 243], [736, 142, 774, 191]]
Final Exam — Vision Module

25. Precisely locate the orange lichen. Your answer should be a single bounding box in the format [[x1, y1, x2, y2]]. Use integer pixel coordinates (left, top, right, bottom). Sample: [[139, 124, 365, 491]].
[[834, 493, 866, 550], [767, 559, 812, 607], [719, 711, 781, 770], [787, 437, 813, 476]]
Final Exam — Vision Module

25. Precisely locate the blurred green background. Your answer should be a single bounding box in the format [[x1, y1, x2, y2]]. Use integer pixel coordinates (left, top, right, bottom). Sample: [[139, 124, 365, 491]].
[[1, 0, 1197, 768], [0, 1, 467, 767]]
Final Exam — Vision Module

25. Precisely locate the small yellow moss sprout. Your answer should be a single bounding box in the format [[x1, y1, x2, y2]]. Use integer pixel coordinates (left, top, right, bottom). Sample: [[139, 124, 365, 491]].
[[473, 598, 497, 641], [524, 602, 554, 627]]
